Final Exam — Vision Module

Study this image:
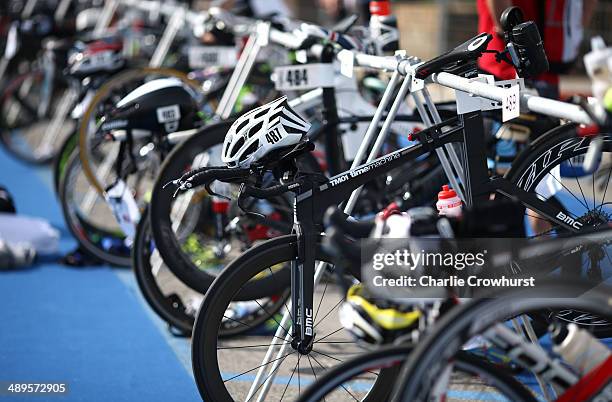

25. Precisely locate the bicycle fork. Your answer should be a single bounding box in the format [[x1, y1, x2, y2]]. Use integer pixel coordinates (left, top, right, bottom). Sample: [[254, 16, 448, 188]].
[[245, 181, 320, 402]]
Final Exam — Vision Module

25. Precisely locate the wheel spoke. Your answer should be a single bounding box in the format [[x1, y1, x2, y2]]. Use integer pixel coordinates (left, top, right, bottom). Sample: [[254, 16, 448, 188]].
[[269, 267, 293, 324], [218, 344, 290, 350], [599, 166, 612, 213], [314, 277, 331, 323], [314, 299, 344, 329], [279, 355, 300, 401], [222, 314, 291, 343], [567, 159, 590, 209], [253, 298, 290, 335], [314, 327, 345, 343], [305, 355, 326, 402], [310, 354, 360, 402], [224, 350, 295, 383], [297, 353, 301, 395], [245, 350, 296, 402], [546, 173, 587, 211], [592, 172, 597, 211]]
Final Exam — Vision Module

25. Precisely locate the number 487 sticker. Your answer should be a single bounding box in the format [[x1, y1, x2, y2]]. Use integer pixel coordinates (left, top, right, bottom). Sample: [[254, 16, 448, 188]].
[[502, 84, 520, 122]]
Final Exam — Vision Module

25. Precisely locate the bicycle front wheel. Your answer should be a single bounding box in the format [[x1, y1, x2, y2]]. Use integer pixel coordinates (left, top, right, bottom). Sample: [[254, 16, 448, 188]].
[[191, 234, 372, 402], [392, 280, 612, 402]]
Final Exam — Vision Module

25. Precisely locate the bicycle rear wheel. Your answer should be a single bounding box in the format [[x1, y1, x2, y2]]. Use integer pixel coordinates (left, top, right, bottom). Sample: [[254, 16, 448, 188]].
[[133, 206, 196, 333], [53, 130, 78, 196], [507, 124, 612, 336]]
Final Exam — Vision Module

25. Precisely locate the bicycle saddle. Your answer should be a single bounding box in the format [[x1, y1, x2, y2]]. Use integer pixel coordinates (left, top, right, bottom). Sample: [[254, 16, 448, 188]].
[[414, 32, 492, 79]]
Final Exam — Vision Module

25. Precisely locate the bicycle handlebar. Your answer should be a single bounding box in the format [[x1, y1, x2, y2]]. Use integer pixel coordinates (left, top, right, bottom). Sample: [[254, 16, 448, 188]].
[[432, 71, 595, 125], [241, 182, 297, 198], [167, 166, 250, 197]]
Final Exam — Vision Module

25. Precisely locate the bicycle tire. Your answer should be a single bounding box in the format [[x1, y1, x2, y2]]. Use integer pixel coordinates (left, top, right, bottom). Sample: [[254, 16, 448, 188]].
[[134, 206, 291, 335], [297, 345, 537, 402], [506, 123, 612, 336], [59, 148, 131, 266], [392, 280, 612, 402], [192, 234, 367, 402], [53, 130, 78, 196], [148, 121, 232, 293], [133, 206, 194, 333]]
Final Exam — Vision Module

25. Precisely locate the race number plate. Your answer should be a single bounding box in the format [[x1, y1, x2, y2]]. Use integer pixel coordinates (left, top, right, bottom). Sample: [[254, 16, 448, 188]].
[[501, 84, 520, 122], [337, 49, 354, 78], [188, 46, 237, 68], [273, 63, 335, 91], [4, 23, 18, 59]]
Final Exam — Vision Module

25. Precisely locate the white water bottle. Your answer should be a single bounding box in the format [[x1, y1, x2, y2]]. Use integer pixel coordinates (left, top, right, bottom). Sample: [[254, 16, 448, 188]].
[[436, 185, 462, 217], [553, 323, 611, 376], [584, 36, 612, 102], [104, 179, 141, 245], [368, 0, 399, 54]]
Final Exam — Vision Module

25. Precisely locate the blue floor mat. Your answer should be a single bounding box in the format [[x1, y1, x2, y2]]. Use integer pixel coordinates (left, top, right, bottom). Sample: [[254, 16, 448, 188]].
[[0, 148, 199, 402]]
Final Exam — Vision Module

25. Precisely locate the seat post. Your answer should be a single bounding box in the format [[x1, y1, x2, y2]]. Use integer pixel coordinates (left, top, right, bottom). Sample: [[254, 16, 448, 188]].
[[320, 44, 347, 176], [459, 111, 490, 207]]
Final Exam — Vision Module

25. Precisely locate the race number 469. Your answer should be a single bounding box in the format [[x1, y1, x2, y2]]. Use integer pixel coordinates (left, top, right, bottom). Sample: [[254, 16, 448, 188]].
[[502, 84, 520, 122]]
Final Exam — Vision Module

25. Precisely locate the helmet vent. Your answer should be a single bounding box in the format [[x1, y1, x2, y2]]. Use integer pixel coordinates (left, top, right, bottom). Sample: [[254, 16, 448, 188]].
[[236, 119, 249, 133], [230, 136, 245, 157], [253, 109, 267, 119], [250, 121, 263, 136], [240, 142, 259, 163]]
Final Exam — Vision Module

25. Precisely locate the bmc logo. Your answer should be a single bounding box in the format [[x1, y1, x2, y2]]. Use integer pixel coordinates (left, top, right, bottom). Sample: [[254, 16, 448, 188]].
[[304, 308, 313, 336], [556, 211, 583, 230], [266, 129, 283, 144]]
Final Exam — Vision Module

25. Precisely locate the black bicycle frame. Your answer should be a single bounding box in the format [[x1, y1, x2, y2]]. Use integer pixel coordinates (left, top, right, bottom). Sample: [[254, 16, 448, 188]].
[[289, 109, 586, 349]]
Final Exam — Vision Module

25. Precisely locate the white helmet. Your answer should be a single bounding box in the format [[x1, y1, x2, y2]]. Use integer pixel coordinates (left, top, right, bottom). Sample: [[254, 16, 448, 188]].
[[221, 96, 311, 168]]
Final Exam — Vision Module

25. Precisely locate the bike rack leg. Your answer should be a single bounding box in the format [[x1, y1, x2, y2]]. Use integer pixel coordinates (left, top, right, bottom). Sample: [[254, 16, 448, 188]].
[[245, 304, 293, 402], [345, 72, 411, 212], [412, 92, 466, 203], [421, 87, 466, 186]]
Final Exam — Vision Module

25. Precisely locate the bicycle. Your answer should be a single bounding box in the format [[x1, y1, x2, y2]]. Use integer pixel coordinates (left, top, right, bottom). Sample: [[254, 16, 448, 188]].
[[391, 278, 612, 402], [182, 17, 608, 400], [137, 12, 432, 329], [57, 2, 251, 265]]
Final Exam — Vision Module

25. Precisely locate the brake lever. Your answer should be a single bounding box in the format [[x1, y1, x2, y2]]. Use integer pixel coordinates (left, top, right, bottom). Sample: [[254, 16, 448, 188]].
[[163, 166, 214, 189], [204, 180, 231, 200], [237, 183, 266, 220]]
